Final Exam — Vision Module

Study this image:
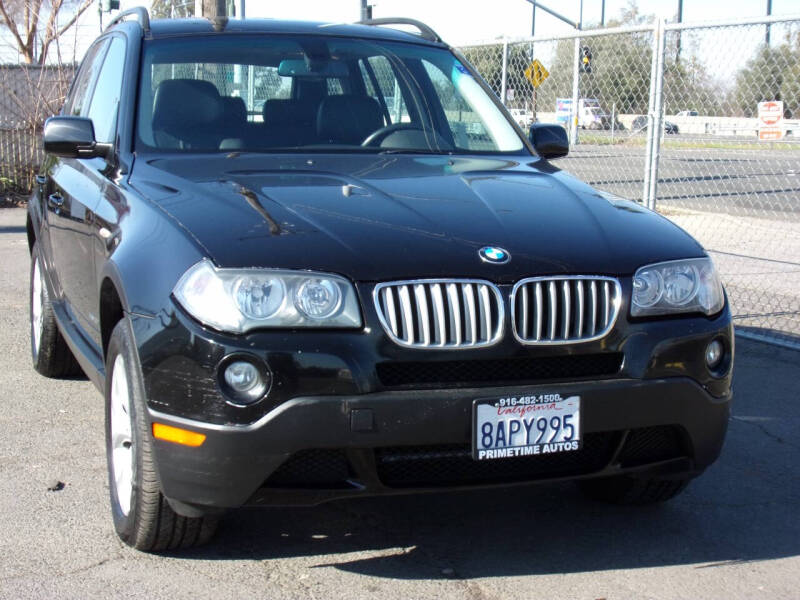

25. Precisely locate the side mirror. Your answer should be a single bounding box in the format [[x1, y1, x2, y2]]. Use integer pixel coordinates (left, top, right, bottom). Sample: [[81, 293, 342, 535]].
[[528, 123, 569, 159], [43, 116, 111, 159]]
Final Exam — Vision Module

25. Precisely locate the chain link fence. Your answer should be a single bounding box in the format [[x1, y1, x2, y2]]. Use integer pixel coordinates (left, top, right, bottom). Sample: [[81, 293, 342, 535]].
[[461, 14, 800, 349]]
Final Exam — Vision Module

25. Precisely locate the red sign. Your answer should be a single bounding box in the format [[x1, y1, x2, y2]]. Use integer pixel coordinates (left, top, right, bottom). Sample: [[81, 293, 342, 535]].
[[758, 101, 783, 127]]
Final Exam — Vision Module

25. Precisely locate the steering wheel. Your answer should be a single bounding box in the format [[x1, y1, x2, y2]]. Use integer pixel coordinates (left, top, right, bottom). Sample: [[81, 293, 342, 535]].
[[361, 123, 424, 147]]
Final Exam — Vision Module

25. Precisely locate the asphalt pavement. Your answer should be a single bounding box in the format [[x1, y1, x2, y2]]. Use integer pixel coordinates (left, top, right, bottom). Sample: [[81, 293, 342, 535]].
[[562, 141, 800, 218], [1, 205, 799, 599]]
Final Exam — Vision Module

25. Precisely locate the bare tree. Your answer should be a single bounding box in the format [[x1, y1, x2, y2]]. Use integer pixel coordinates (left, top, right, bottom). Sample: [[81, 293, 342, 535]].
[[0, 0, 93, 65], [150, 0, 193, 19]]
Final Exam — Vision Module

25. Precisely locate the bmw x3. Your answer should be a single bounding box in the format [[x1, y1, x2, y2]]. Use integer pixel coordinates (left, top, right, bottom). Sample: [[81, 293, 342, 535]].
[[27, 9, 733, 551]]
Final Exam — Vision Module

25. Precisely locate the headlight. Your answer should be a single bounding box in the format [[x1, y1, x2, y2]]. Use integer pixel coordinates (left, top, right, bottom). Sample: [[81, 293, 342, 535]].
[[173, 260, 362, 332], [631, 257, 724, 317]]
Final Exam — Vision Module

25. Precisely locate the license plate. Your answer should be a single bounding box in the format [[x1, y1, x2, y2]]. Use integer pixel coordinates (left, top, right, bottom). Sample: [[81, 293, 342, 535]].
[[472, 393, 581, 461]]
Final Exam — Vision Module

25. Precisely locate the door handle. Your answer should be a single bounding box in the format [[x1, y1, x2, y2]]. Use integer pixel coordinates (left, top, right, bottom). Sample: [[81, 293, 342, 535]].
[[48, 193, 64, 209]]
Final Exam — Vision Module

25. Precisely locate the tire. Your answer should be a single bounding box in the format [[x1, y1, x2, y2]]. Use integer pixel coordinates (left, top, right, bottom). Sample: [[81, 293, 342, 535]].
[[105, 318, 218, 551], [579, 475, 690, 505], [29, 242, 82, 378]]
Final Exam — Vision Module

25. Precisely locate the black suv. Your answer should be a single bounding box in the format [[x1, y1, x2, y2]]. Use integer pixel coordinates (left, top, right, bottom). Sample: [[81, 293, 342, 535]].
[[27, 9, 733, 551]]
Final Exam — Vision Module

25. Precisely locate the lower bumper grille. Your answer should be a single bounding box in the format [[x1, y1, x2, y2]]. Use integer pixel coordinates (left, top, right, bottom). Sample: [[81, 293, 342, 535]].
[[376, 353, 624, 388], [260, 427, 689, 491], [375, 432, 618, 489], [263, 449, 353, 489], [618, 426, 689, 467]]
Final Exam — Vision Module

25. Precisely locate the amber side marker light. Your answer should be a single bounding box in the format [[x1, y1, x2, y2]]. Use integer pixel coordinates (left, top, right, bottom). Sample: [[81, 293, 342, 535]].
[[152, 423, 206, 447]]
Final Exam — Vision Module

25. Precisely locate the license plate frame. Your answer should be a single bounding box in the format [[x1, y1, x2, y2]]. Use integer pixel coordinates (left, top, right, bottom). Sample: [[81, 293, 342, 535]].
[[471, 393, 582, 461]]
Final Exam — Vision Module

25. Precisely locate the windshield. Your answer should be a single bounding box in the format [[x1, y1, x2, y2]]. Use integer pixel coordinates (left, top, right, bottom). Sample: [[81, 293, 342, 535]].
[[136, 34, 526, 155]]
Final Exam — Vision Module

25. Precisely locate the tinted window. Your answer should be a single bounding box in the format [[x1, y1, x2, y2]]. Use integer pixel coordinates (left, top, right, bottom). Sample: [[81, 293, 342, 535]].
[[64, 40, 108, 117], [136, 35, 525, 155], [87, 37, 126, 144]]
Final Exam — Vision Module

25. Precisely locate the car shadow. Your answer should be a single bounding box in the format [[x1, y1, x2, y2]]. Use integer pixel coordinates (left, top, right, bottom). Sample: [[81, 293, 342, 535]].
[[174, 406, 800, 578]]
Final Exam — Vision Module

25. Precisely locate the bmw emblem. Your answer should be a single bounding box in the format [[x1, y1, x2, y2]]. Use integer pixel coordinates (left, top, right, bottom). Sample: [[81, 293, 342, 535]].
[[478, 246, 510, 264]]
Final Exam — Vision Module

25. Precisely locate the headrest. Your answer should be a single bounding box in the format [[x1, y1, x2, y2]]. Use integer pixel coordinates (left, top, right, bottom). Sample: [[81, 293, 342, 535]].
[[222, 96, 247, 123], [152, 79, 223, 130], [317, 95, 383, 145], [262, 98, 294, 123]]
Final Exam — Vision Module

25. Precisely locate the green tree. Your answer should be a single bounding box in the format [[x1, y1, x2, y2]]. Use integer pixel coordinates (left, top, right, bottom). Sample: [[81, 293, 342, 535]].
[[663, 52, 722, 116], [730, 39, 800, 117]]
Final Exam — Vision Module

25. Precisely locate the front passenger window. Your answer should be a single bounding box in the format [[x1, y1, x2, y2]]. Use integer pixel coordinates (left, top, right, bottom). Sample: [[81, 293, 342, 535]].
[[63, 40, 107, 117]]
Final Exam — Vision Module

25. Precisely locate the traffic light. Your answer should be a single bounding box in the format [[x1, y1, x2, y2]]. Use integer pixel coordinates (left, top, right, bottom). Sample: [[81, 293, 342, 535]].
[[581, 46, 592, 73], [101, 0, 120, 12]]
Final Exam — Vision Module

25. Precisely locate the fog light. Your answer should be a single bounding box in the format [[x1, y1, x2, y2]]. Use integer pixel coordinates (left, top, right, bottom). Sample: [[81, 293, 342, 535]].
[[705, 339, 724, 369], [222, 360, 268, 404]]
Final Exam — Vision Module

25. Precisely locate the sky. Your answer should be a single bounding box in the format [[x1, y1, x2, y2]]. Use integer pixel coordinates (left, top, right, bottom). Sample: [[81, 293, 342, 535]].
[[239, 0, 800, 45], [2, 0, 798, 63]]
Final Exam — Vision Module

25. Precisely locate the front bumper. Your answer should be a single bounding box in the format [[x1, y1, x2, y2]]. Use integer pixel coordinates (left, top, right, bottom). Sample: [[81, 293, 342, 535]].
[[133, 286, 733, 514], [148, 376, 730, 513]]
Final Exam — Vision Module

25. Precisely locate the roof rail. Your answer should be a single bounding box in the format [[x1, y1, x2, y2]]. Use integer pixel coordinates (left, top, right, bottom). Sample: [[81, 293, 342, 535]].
[[104, 7, 150, 34], [357, 18, 443, 43]]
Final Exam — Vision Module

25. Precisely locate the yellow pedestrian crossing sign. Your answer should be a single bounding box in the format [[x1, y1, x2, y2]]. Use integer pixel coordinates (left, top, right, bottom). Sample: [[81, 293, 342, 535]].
[[524, 59, 549, 88]]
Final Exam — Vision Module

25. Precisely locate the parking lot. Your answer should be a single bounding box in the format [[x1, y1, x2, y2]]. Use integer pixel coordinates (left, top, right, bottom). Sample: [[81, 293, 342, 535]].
[[1, 205, 798, 599]]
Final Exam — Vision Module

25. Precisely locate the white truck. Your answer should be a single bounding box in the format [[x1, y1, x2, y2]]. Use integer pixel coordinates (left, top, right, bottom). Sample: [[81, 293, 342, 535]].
[[556, 98, 611, 130]]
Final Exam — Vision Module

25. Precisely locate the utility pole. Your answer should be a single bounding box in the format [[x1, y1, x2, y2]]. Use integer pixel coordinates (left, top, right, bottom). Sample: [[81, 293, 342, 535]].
[[676, 0, 683, 62], [531, 4, 535, 36], [600, 0, 605, 27], [523, 2, 582, 144], [360, 0, 372, 21], [196, 0, 226, 17], [766, 0, 772, 45]]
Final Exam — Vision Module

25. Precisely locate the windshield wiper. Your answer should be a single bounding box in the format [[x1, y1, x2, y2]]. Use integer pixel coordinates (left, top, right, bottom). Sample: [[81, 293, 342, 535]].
[[377, 148, 453, 155]]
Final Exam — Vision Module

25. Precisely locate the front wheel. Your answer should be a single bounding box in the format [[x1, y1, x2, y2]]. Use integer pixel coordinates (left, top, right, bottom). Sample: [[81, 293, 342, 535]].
[[105, 319, 218, 551], [579, 474, 690, 505]]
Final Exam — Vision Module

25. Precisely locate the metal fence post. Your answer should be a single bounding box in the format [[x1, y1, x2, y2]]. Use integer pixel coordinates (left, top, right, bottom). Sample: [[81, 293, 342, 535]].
[[570, 37, 580, 146], [647, 18, 667, 211], [642, 21, 659, 205], [500, 40, 509, 106]]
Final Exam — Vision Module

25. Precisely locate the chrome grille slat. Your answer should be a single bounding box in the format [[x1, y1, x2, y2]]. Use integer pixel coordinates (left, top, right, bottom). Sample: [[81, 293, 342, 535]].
[[431, 284, 446, 345], [382, 287, 398, 338], [535, 282, 543, 342], [375, 280, 503, 349], [478, 285, 491, 342], [462, 283, 477, 344], [512, 276, 621, 345], [562, 281, 571, 339], [398, 285, 414, 344], [548, 281, 557, 341], [519, 284, 529, 340], [413, 284, 431, 346], [446, 283, 461, 346]]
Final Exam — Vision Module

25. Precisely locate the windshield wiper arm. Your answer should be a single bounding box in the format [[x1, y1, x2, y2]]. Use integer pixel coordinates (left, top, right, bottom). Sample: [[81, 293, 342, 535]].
[[377, 148, 452, 155]]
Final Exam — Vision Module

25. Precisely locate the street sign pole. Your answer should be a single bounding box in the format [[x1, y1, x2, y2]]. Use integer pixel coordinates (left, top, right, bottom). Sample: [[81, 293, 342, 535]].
[[570, 37, 580, 146]]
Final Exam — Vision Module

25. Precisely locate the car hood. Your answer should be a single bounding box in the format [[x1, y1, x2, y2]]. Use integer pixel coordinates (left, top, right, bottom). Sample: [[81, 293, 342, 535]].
[[131, 153, 704, 282]]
